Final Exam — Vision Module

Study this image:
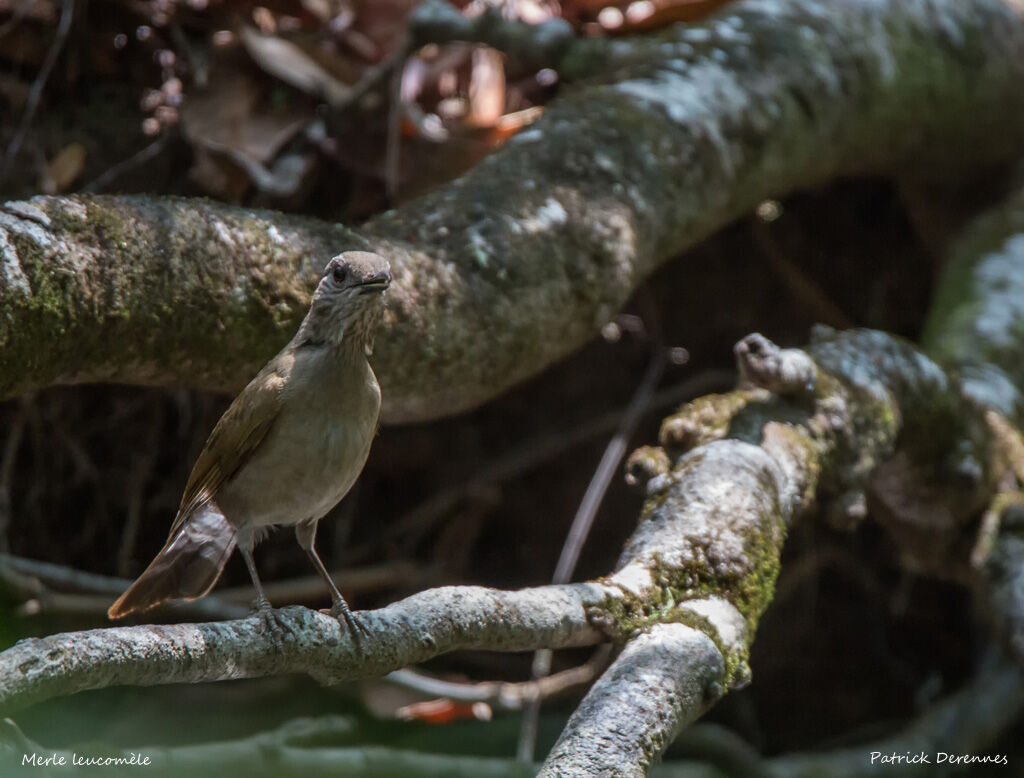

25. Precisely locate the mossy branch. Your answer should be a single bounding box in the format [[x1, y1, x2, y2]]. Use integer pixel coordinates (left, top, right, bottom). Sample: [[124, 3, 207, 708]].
[[5, 0, 1024, 421], [540, 325, 1010, 775], [1, 328, 1007, 778], [918, 177, 1024, 669], [543, 174, 1024, 774]]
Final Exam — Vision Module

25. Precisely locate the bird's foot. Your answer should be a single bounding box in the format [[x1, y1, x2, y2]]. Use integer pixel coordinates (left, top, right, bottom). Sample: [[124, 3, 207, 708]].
[[251, 599, 297, 639], [319, 600, 369, 643]]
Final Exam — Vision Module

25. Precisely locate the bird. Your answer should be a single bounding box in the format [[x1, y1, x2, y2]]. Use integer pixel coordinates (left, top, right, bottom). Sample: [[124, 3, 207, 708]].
[[108, 251, 391, 632]]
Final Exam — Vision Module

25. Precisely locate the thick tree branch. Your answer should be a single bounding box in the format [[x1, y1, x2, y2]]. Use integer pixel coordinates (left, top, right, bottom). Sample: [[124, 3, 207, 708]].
[[0, 328, 1010, 776], [4, 0, 1024, 421], [539, 623, 726, 777], [923, 180, 1024, 426], [544, 167, 1024, 774], [920, 178, 1024, 668], [0, 584, 605, 717], [540, 324, 1011, 775]]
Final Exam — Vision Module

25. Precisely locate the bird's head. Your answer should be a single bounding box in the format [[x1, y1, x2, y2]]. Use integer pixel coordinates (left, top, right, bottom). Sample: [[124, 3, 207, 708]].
[[302, 251, 391, 349]]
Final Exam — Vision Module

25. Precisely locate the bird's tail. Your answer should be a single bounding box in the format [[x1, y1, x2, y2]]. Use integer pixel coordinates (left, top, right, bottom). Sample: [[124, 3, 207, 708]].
[[108, 502, 237, 619]]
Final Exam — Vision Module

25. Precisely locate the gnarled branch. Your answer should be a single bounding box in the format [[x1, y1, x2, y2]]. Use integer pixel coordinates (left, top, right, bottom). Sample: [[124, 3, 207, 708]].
[[4, 0, 1024, 421]]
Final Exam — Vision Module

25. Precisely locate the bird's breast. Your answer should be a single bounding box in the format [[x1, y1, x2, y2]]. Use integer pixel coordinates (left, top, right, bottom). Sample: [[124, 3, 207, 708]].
[[218, 351, 381, 529]]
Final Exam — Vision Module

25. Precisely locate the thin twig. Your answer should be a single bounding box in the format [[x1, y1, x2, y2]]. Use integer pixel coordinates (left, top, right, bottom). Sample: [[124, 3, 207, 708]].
[[552, 349, 666, 586], [385, 645, 612, 711], [0, 0, 75, 188], [82, 133, 170, 193], [749, 217, 854, 330], [0, 553, 424, 622], [347, 370, 731, 562], [518, 343, 667, 762], [0, 552, 128, 595], [0, 562, 250, 621]]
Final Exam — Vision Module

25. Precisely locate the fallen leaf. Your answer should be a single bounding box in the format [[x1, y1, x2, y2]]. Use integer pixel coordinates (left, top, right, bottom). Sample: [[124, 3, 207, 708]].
[[42, 142, 86, 193], [465, 46, 505, 128], [240, 26, 352, 107], [181, 56, 310, 165], [396, 698, 493, 724]]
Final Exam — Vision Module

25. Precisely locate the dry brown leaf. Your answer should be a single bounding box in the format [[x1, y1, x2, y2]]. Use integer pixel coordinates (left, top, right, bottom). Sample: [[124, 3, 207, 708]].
[[188, 146, 253, 202], [41, 142, 86, 194], [351, 0, 421, 60], [239, 26, 352, 107], [465, 46, 506, 128], [181, 61, 309, 165]]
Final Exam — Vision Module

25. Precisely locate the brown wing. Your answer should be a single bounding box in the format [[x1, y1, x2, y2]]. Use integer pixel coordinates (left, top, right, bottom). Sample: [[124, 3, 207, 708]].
[[168, 351, 293, 538]]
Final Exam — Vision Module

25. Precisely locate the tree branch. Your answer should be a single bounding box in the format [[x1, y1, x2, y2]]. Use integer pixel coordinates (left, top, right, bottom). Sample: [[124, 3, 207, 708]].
[[539, 322, 1012, 774], [4, 0, 1024, 421], [540, 623, 726, 777], [923, 176, 1024, 426], [920, 176, 1024, 668], [0, 327, 1011, 777], [0, 585, 605, 717], [545, 159, 1024, 774]]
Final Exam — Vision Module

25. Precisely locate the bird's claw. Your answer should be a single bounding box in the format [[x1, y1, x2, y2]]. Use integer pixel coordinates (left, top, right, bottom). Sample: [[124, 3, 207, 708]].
[[319, 603, 369, 642], [252, 602, 298, 640]]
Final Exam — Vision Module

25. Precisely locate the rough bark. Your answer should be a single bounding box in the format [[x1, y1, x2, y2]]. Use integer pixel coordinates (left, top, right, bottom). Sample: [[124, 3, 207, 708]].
[[920, 179, 1024, 668], [537, 323, 1011, 775], [539, 624, 726, 777], [536, 171, 1024, 776], [5, 1, 1024, 775], [4, 0, 1024, 421], [0, 327, 1006, 777], [923, 181, 1024, 426], [0, 585, 604, 716]]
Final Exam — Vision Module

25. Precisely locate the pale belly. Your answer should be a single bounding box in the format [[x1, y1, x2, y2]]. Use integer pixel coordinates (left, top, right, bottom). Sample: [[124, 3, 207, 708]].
[[217, 386, 379, 529]]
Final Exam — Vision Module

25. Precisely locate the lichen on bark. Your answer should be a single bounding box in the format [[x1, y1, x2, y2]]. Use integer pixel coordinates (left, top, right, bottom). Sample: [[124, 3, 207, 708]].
[[6, 0, 1024, 423]]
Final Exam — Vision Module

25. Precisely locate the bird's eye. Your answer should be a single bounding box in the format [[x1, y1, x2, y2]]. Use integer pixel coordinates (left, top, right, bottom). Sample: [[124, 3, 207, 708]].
[[332, 264, 347, 284]]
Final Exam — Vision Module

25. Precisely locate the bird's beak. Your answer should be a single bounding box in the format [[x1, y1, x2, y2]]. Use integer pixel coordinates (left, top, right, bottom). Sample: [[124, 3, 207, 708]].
[[357, 271, 391, 294]]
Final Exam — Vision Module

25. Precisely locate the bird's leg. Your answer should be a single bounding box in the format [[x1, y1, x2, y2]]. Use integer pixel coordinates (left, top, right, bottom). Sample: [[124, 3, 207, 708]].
[[295, 519, 367, 638], [239, 545, 273, 613], [238, 529, 295, 636]]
